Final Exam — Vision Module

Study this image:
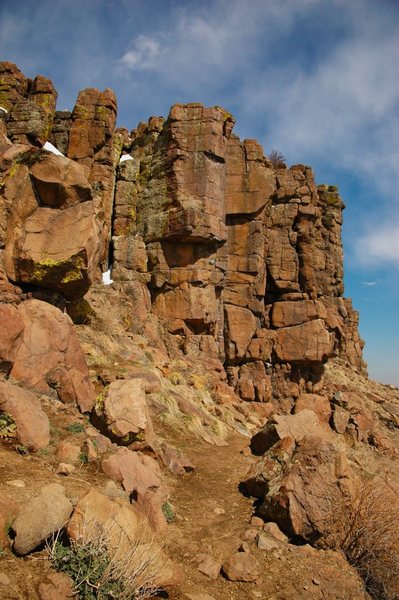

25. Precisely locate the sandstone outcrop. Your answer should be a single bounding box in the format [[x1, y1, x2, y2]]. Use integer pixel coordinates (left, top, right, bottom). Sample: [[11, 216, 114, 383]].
[[0, 62, 366, 405]]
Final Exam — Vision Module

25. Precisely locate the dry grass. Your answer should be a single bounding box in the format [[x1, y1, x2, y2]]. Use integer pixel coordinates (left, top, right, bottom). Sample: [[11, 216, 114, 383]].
[[326, 478, 399, 600], [48, 517, 165, 599]]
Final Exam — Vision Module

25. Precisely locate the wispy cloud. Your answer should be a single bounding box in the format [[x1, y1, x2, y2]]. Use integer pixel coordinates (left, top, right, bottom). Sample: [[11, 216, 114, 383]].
[[119, 35, 161, 71], [356, 223, 399, 268], [360, 281, 377, 287]]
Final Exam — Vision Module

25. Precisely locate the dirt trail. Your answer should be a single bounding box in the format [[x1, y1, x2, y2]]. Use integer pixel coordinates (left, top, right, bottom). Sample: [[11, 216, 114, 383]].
[[161, 431, 369, 600]]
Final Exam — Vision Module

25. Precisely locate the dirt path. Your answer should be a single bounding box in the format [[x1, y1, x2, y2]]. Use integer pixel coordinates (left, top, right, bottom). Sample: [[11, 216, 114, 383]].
[[161, 431, 369, 600]]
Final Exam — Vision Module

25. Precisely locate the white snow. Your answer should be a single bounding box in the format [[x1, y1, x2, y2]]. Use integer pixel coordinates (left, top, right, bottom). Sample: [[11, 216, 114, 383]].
[[42, 141, 64, 156], [0, 106, 8, 115], [119, 154, 133, 163], [102, 269, 113, 285]]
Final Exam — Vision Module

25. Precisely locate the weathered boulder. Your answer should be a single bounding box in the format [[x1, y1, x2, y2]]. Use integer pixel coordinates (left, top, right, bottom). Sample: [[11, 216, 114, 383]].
[[102, 447, 168, 533], [8, 300, 95, 412], [0, 62, 29, 113], [12, 483, 73, 555], [1, 144, 102, 299], [29, 151, 92, 208], [67, 88, 117, 161], [294, 393, 332, 423], [250, 409, 333, 455], [257, 435, 356, 541], [67, 489, 179, 588], [7, 77, 57, 145], [103, 379, 154, 444], [0, 381, 50, 450], [0, 304, 24, 374]]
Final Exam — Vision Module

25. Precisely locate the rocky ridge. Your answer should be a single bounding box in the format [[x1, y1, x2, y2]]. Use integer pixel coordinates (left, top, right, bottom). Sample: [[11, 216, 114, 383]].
[[0, 61, 398, 600]]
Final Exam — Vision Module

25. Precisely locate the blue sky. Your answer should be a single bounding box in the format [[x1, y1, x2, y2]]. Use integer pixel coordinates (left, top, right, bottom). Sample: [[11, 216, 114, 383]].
[[1, 0, 398, 385]]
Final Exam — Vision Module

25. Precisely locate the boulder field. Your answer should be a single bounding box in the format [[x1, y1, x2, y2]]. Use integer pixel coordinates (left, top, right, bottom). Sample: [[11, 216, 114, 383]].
[[0, 61, 399, 600]]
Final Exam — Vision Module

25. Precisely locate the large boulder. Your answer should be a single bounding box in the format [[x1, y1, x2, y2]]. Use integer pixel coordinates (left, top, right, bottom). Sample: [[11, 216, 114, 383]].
[[250, 409, 333, 455], [67, 489, 179, 588], [255, 435, 356, 541], [103, 379, 154, 444], [0, 304, 24, 374], [0, 381, 50, 450], [12, 483, 73, 555], [1, 144, 102, 299], [102, 448, 168, 533], [8, 300, 95, 412]]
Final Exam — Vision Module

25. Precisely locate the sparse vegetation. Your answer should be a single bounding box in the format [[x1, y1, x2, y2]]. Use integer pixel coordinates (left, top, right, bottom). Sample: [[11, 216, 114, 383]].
[[268, 149, 286, 167], [162, 501, 175, 523], [325, 478, 399, 600], [0, 412, 16, 439], [66, 422, 85, 434], [48, 520, 163, 600]]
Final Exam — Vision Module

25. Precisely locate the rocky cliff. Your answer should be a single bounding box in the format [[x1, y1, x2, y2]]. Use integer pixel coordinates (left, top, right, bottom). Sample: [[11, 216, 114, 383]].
[[0, 62, 365, 405], [2, 62, 399, 600]]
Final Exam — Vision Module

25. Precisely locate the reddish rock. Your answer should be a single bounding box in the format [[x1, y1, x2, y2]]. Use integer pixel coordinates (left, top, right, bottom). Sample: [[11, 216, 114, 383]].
[[222, 552, 261, 582], [29, 152, 92, 208], [224, 304, 257, 362], [158, 443, 194, 476], [67, 88, 117, 161], [198, 555, 222, 579], [271, 300, 320, 328], [37, 572, 75, 600], [102, 447, 168, 533], [250, 410, 332, 455], [236, 361, 271, 402], [257, 435, 356, 540], [7, 75, 57, 145], [331, 405, 350, 434], [67, 488, 179, 588], [8, 300, 95, 412], [0, 304, 24, 374], [0, 381, 50, 451], [294, 393, 332, 423], [103, 379, 154, 443], [0, 62, 29, 113], [263, 521, 288, 543], [56, 441, 81, 464], [274, 319, 333, 363]]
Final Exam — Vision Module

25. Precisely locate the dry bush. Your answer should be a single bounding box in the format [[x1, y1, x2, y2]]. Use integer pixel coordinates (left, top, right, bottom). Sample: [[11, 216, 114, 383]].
[[268, 149, 286, 167], [326, 478, 399, 600], [48, 517, 164, 599]]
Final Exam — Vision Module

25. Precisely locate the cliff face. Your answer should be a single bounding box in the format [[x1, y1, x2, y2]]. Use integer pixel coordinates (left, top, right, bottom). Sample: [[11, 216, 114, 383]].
[[0, 62, 365, 405]]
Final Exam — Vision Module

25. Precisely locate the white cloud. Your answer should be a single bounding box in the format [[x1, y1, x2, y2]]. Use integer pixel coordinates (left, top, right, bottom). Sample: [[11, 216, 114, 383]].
[[360, 281, 377, 287], [356, 223, 399, 267], [119, 35, 161, 71]]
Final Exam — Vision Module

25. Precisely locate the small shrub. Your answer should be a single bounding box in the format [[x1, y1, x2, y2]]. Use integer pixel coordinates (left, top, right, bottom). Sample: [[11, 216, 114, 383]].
[[0, 412, 16, 439], [15, 444, 29, 455], [66, 422, 85, 434], [168, 371, 185, 386], [268, 149, 286, 167], [161, 502, 175, 523], [326, 478, 399, 600], [79, 452, 89, 465]]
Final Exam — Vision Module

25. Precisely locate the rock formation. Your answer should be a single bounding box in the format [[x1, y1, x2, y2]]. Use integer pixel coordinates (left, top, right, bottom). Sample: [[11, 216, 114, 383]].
[[4, 62, 398, 600]]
